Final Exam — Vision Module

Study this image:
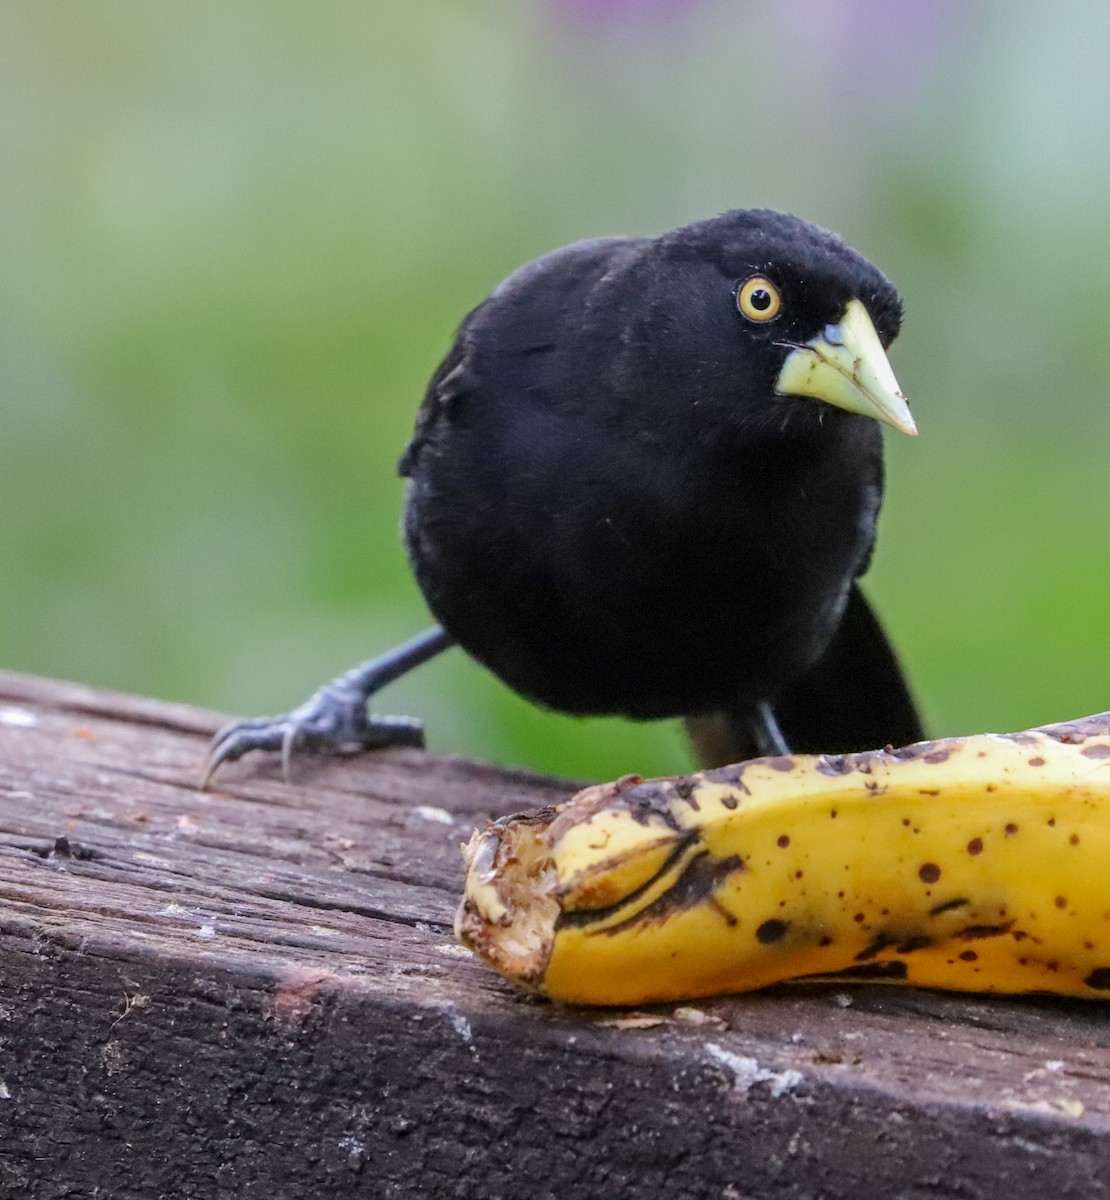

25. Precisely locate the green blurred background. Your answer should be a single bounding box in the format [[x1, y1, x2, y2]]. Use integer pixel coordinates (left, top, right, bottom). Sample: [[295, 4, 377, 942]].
[[1, 0, 1108, 781]]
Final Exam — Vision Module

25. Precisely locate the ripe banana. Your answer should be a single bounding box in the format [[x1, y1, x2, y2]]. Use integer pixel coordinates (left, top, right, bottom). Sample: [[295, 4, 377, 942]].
[[455, 712, 1110, 1005]]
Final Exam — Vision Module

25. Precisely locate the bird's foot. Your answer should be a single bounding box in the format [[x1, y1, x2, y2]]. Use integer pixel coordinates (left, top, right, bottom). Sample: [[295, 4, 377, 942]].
[[200, 626, 452, 789], [201, 676, 424, 789]]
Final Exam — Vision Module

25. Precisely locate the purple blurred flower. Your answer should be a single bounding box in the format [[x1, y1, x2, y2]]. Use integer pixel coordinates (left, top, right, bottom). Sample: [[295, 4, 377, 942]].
[[542, 0, 966, 111], [547, 0, 706, 37], [769, 0, 968, 108]]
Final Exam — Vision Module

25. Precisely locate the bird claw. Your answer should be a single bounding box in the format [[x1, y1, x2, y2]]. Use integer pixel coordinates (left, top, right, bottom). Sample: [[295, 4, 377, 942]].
[[201, 677, 425, 790]]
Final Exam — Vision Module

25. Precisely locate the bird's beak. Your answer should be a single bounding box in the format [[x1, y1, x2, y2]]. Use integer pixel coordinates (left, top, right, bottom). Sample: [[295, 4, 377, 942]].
[[774, 299, 917, 436]]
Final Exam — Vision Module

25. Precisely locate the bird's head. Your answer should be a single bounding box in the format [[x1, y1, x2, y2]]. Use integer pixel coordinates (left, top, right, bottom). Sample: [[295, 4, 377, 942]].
[[657, 209, 916, 437]]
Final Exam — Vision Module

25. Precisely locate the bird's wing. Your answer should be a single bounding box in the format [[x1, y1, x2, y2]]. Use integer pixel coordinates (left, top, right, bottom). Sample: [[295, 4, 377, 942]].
[[686, 584, 923, 768], [398, 236, 640, 479], [398, 321, 477, 479]]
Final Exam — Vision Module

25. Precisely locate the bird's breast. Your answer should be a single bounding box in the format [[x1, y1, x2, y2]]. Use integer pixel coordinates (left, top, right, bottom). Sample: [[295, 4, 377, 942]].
[[405, 411, 882, 720]]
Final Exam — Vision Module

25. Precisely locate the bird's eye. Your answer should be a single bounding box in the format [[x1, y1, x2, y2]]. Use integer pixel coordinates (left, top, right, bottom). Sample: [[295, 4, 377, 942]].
[[737, 276, 782, 322]]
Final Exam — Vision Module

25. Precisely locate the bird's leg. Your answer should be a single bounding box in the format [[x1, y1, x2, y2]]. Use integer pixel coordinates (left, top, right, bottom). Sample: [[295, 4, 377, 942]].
[[201, 626, 454, 788], [751, 699, 791, 757], [685, 701, 794, 769]]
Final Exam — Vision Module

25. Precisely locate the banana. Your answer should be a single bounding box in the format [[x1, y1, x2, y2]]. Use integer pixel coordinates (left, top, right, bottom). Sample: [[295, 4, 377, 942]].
[[455, 712, 1110, 1005]]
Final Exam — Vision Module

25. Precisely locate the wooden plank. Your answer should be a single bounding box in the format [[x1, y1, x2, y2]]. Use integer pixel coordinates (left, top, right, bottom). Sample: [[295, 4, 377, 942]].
[[0, 668, 1109, 1198]]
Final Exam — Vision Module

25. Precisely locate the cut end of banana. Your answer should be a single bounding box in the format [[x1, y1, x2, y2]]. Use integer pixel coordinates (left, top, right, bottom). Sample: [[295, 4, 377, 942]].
[[455, 809, 561, 987]]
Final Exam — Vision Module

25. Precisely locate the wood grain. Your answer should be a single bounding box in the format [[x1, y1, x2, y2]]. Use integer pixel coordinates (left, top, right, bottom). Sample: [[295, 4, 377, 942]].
[[0, 669, 1109, 1198]]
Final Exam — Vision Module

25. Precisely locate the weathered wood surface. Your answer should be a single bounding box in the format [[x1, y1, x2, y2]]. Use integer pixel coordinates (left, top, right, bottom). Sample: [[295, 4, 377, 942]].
[[1, 671, 1110, 1199]]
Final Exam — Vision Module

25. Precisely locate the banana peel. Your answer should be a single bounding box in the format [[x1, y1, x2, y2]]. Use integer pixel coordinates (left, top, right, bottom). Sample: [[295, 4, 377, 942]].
[[455, 712, 1110, 1005]]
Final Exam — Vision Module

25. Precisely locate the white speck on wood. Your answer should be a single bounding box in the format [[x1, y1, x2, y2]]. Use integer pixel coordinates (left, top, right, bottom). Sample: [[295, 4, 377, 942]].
[[441, 1004, 479, 1060], [436, 943, 473, 959], [673, 1007, 711, 1025], [0, 707, 37, 728], [706, 1044, 803, 1098], [412, 805, 454, 825]]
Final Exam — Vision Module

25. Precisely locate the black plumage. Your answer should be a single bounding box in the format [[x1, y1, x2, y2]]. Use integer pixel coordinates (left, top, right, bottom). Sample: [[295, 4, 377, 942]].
[[204, 208, 922, 783]]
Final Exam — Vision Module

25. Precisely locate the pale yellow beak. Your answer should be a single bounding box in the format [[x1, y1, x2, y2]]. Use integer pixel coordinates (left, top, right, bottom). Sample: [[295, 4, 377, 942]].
[[774, 299, 917, 436]]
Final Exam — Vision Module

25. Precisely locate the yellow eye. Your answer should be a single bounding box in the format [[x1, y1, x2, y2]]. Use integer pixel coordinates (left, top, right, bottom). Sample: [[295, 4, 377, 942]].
[[737, 276, 782, 322]]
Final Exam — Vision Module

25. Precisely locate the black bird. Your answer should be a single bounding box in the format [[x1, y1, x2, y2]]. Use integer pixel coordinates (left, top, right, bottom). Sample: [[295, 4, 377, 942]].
[[203, 208, 923, 785]]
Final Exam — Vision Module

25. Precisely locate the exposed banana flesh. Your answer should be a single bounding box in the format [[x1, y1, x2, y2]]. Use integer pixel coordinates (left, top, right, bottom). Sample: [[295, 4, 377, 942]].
[[455, 713, 1110, 1006]]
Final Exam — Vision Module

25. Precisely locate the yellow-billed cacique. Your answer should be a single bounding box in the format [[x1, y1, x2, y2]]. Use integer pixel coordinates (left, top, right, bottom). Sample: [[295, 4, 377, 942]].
[[204, 209, 921, 784]]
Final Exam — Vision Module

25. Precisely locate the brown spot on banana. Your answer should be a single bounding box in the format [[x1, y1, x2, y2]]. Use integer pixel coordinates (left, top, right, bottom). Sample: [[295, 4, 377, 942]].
[[456, 711, 1110, 1005]]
